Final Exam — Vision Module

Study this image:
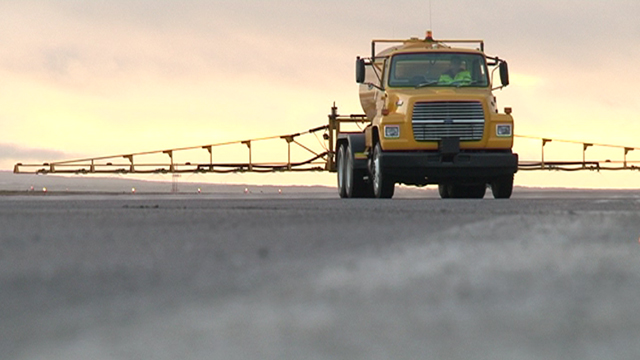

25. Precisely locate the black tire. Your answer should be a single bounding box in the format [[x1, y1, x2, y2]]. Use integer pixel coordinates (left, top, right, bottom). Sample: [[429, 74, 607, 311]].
[[344, 144, 373, 198], [438, 184, 451, 199], [353, 171, 374, 198], [491, 176, 513, 199], [371, 143, 395, 199], [447, 185, 465, 199], [336, 145, 347, 198]]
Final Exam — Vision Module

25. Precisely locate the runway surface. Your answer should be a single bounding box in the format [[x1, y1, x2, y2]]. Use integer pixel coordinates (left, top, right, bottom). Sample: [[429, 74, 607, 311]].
[[2, 189, 640, 359]]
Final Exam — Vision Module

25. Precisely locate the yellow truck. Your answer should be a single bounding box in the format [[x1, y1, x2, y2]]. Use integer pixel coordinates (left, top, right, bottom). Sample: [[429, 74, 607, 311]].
[[335, 31, 518, 199]]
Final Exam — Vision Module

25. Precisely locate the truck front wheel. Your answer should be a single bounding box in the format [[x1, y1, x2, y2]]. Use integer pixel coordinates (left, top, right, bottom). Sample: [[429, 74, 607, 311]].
[[371, 143, 395, 199], [491, 176, 514, 199]]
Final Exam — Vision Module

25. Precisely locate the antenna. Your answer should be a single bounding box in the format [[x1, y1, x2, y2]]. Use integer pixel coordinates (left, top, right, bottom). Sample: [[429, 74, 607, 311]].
[[429, 0, 433, 30]]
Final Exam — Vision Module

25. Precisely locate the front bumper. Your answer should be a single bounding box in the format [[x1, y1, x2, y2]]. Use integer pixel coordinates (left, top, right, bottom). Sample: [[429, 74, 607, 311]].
[[380, 150, 518, 185]]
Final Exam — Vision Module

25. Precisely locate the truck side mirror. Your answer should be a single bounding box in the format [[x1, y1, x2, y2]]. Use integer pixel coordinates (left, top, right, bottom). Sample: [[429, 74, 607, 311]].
[[356, 57, 366, 84], [499, 61, 509, 87]]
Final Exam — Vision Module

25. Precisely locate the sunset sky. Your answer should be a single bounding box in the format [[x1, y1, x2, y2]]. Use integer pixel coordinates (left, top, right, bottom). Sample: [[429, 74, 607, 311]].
[[1, 0, 640, 188]]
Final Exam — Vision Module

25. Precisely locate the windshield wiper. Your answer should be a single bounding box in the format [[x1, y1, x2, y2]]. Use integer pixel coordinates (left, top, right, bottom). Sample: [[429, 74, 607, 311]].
[[451, 80, 479, 88], [414, 80, 438, 88]]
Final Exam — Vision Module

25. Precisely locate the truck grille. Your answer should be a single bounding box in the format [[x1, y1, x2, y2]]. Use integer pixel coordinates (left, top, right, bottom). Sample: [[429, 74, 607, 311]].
[[412, 101, 485, 141]]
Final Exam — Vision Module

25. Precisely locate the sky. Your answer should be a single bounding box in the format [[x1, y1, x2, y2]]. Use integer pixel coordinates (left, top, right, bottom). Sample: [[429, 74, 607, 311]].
[[1, 0, 640, 188]]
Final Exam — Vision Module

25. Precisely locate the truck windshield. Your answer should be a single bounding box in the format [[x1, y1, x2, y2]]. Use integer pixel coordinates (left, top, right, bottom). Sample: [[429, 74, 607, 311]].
[[388, 53, 489, 88]]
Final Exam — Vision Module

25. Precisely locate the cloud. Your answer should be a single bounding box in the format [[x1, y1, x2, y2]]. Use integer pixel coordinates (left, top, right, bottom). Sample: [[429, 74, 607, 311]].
[[0, 1, 360, 87], [0, 144, 68, 162], [3, 0, 638, 93]]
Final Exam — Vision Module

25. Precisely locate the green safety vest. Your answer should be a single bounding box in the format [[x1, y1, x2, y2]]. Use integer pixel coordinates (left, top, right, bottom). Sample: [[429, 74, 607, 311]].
[[438, 70, 472, 85]]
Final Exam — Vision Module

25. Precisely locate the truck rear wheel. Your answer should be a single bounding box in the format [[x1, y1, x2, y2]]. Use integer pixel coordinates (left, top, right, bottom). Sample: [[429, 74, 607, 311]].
[[438, 184, 451, 199], [371, 143, 395, 199], [338, 143, 373, 198], [491, 176, 513, 199], [336, 145, 347, 198]]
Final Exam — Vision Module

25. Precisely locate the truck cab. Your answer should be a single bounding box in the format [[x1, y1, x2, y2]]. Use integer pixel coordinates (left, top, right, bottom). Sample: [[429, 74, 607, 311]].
[[336, 32, 518, 199]]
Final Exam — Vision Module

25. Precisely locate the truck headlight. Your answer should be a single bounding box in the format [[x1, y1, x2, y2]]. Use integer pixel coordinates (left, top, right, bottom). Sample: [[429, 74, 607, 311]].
[[496, 124, 512, 137], [384, 125, 400, 139]]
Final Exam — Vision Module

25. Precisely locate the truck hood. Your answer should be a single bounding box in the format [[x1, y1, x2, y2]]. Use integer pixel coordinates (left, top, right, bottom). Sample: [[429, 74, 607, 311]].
[[390, 87, 496, 115]]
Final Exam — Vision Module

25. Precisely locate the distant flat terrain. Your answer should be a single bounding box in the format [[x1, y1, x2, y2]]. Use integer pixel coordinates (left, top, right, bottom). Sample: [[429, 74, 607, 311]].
[[2, 191, 640, 360]]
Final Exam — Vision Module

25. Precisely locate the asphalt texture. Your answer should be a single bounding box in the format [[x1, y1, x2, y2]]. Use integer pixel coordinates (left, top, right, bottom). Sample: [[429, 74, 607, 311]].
[[2, 190, 640, 360]]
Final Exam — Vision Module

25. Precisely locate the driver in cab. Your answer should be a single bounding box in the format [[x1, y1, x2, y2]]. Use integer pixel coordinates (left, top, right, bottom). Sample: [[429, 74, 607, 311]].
[[439, 56, 472, 85]]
